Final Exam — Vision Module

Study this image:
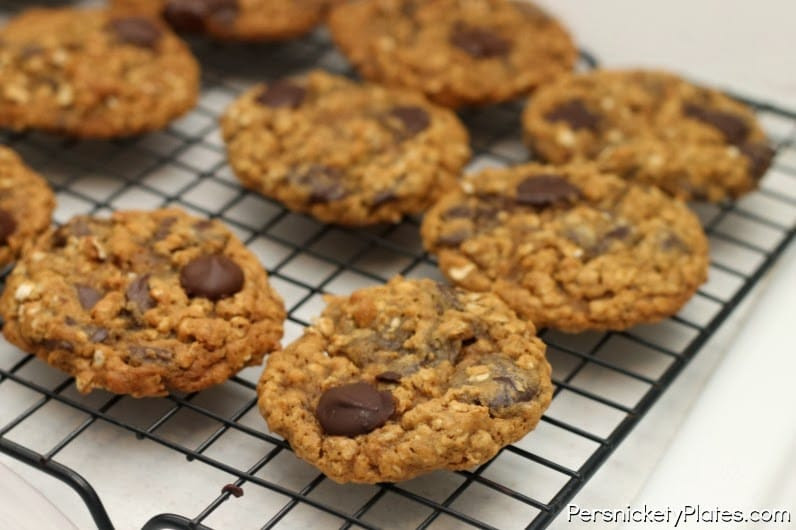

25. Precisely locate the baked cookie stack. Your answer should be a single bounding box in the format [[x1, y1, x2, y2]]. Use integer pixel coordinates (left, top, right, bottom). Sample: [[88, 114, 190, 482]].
[[0, 0, 777, 487]]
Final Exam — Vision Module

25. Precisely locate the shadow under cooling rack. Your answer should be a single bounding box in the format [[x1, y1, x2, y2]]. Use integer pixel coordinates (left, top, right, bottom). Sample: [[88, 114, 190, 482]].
[[1, 10, 796, 530]]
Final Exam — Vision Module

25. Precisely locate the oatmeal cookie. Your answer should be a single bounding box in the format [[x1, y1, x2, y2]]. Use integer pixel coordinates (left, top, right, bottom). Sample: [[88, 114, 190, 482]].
[[421, 163, 710, 332], [523, 69, 774, 201], [0, 8, 199, 138], [258, 277, 552, 483], [221, 70, 471, 225], [328, 0, 577, 107], [0, 208, 285, 397], [0, 146, 55, 267]]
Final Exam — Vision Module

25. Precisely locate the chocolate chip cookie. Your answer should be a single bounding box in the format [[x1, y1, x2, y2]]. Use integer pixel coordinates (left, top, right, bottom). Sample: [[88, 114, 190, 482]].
[[0, 209, 285, 397], [328, 0, 577, 107], [110, 0, 329, 41], [221, 70, 471, 225], [258, 277, 552, 483], [0, 146, 55, 267], [523, 70, 775, 201], [421, 164, 710, 332], [0, 8, 199, 138]]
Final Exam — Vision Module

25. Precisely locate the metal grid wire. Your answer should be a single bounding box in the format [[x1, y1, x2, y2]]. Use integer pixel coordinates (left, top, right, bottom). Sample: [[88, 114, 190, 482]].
[[1, 5, 796, 529]]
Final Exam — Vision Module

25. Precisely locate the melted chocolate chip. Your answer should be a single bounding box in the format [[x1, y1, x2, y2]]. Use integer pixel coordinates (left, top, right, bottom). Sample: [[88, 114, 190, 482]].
[[315, 382, 394, 436], [0, 209, 16, 244], [75, 285, 103, 310], [256, 80, 307, 109], [206, 0, 238, 27], [375, 371, 402, 384], [40, 339, 74, 352], [389, 106, 430, 136], [107, 17, 163, 49], [193, 220, 214, 231], [127, 345, 173, 365], [437, 228, 471, 247], [545, 100, 600, 131], [516, 175, 582, 206], [153, 217, 177, 241], [89, 327, 109, 343], [682, 103, 750, 145], [222, 484, 244, 498], [126, 275, 155, 311], [18, 44, 43, 61], [739, 142, 775, 179], [605, 225, 631, 240], [436, 283, 464, 311], [442, 205, 474, 219], [164, 0, 206, 31], [450, 24, 511, 58], [290, 166, 347, 203], [163, 0, 238, 31], [372, 189, 397, 207], [491, 375, 536, 409], [180, 254, 244, 301], [661, 233, 689, 252]]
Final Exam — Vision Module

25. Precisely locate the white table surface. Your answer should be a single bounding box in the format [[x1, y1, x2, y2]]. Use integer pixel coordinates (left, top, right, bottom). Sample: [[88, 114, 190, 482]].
[[0, 2, 795, 529]]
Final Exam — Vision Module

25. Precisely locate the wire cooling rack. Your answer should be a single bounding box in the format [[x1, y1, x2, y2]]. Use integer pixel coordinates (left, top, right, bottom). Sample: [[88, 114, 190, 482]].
[[2, 5, 796, 530]]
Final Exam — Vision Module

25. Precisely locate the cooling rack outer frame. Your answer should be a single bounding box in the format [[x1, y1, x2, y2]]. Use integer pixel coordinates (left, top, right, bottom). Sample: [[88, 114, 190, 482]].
[[1, 7, 796, 529]]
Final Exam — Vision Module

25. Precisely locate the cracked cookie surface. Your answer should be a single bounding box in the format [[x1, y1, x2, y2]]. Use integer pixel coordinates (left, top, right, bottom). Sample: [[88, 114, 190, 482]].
[[421, 163, 710, 332], [221, 70, 471, 225], [328, 0, 577, 107], [0, 146, 55, 267], [0, 8, 199, 138], [110, 0, 329, 41], [0, 208, 285, 397], [523, 70, 774, 201], [258, 277, 551, 483]]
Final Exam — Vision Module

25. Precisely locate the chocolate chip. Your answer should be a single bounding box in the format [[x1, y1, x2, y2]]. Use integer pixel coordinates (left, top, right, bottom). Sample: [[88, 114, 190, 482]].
[[256, 81, 306, 109], [739, 142, 775, 180], [0, 209, 16, 244], [126, 275, 155, 311], [75, 285, 103, 310], [163, 0, 238, 31], [437, 228, 471, 246], [290, 166, 347, 203], [375, 371, 402, 384], [19, 44, 43, 61], [40, 339, 74, 352], [491, 376, 536, 409], [389, 106, 430, 136], [450, 24, 511, 58], [662, 233, 689, 252], [89, 327, 109, 343], [442, 205, 474, 219], [605, 225, 631, 240], [107, 17, 163, 49], [222, 484, 244, 498], [153, 217, 177, 241], [127, 345, 173, 365], [180, 254, 244, 301], [164, 0, 207, 32], [683, 103, 750, 145], [516, 175, 582, 206], [206, 0, 238, 27], [436, 283, 464, 311], [372, 189, 397, 206], [545, 100, 600, 131], [315, 382, 394, 436]]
